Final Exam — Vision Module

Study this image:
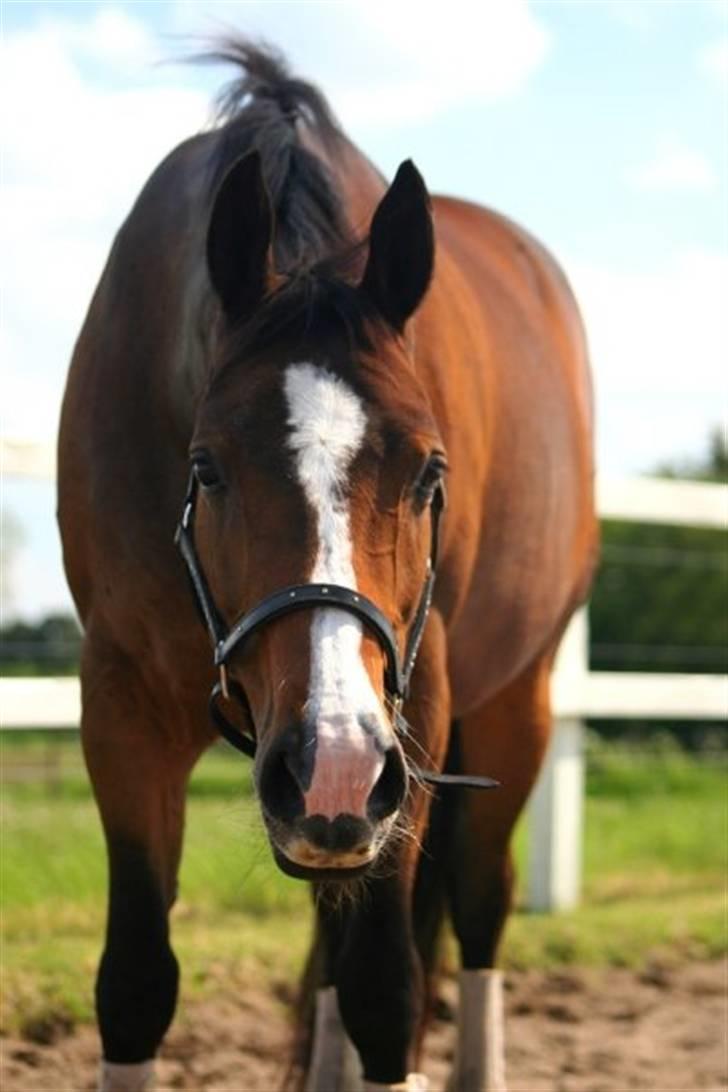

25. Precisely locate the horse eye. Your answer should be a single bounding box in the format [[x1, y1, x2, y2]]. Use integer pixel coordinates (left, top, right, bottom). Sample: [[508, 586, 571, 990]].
[[415, 453, 447, 503], [191, 451, 224, 491]]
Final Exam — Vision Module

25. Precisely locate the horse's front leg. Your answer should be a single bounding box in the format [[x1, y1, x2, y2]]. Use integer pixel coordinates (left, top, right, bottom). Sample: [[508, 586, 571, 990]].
[[335, 867, 430, 1091], [81, 635, 206, 1092], [446, 653, 554, 1092]]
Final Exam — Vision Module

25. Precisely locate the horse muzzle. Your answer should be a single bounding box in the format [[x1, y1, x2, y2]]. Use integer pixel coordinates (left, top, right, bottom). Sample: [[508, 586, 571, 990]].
[[256, 721, 408, 877]]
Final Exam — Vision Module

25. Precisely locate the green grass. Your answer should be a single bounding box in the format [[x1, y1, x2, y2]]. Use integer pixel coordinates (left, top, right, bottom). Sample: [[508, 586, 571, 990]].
[[1, 733, 725, 1036]]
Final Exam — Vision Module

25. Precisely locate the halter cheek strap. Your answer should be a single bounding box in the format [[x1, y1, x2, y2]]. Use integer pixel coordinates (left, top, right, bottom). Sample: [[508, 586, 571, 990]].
[[174, 471, 498, 792]]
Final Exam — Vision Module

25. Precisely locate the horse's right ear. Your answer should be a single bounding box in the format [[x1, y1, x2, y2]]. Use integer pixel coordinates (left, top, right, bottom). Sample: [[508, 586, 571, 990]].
[[206, 150, 273, 323], [360, 160, 434, 332]]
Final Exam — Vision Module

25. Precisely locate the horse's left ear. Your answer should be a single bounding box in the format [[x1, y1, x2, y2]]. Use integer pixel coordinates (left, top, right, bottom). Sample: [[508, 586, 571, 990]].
[[206, 150, 274, 323], [360, 160, 434, 332]]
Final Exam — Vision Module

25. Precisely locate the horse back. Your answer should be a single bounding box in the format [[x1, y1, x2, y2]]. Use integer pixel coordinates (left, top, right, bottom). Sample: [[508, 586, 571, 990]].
[[422, 197, 597, 712]]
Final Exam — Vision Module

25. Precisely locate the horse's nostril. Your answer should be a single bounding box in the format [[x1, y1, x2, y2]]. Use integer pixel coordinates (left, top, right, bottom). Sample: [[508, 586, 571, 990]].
[[258, 744, 305, 824], [367, 744, 408, 822]]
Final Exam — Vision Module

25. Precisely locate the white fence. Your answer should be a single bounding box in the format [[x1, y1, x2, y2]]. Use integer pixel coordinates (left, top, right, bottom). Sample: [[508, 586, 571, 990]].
[[2, 439, 727, 910], [529, 477, 726, 911]]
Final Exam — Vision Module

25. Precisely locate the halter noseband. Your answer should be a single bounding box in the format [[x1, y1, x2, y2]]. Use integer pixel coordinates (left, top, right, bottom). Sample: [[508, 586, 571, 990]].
[[174, 470, 498, 791]]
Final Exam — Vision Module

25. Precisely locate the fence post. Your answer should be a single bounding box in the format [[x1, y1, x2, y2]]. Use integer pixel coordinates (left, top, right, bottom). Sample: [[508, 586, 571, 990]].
[[526, 608, 588, 912]]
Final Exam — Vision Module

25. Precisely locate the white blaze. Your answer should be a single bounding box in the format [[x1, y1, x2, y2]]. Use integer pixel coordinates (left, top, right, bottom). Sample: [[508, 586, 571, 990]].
[[284, 363, 386, 817]]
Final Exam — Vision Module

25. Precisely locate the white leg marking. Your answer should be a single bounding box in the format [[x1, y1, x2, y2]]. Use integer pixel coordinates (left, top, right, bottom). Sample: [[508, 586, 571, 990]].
[[447, 969, 507, 1092], [363, 1077, 429, 1092], [98, 1059, 155, 1092], [285, 363, 389, 819], [306, 985, 363, 1092]]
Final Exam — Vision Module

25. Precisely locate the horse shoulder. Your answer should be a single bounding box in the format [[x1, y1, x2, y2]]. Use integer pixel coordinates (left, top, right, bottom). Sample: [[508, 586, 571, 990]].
[[58, 135, 215, 632]]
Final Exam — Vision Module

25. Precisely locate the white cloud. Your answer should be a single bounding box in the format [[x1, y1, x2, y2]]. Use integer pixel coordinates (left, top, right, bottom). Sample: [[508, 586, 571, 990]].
[[38, 6, 160, 69], [595, 1, 655, 30], [699, 37, 728, 85], [0, 14, 209, 442], [565, 250, 728, 474], [704, 1, 728, 22], [172, 0, 551, 127], [623, 136, 718, 192]]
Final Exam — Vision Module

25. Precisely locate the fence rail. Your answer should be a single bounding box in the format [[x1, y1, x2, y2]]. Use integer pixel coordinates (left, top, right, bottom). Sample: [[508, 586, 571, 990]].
[[2, 439, 727, 911], [5, 671, 723, 734]]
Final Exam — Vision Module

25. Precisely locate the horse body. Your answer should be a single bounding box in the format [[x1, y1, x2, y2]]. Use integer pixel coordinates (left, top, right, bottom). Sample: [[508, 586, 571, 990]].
[[58, 41, 596, 1092], [403, 196, 595, 710]]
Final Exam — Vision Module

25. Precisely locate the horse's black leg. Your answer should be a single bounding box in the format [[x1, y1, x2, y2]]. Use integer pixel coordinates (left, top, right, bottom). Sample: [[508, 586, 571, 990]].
[[308, 868, 425, 1091], [445, 654, 554, 1092], [80, 638, 204, 1091], [96, 838, 180, 1067], [412, 717, 462, 1035]]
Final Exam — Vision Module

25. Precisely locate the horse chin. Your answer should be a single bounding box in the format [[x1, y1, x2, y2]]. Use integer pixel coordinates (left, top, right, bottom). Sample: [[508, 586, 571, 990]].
[[271, 846, 374, 882], [266, 817, 395, 882]]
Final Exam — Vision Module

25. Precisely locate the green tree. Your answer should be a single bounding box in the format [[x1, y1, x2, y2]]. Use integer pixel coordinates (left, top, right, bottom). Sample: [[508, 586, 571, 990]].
[[654, 424, 727, 483], [0, 613, 81, 676], [588, 429, 727, 748], [591, 427, 727, 675]]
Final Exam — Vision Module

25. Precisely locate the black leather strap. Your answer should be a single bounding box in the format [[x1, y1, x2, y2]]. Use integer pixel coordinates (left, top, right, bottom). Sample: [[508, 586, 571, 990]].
[[208, 680, 257, 758], [174, 473, 227, 648], [215, 582, 404, 698], [417, 770, 500, 790]]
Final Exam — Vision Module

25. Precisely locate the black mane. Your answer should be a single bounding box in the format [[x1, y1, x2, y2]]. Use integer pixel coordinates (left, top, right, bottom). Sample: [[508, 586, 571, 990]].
[[201, 38, 353, 275]]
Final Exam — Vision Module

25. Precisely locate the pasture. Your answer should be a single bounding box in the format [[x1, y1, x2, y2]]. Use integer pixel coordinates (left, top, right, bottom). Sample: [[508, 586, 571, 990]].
[[1, 730, 725, 1088]]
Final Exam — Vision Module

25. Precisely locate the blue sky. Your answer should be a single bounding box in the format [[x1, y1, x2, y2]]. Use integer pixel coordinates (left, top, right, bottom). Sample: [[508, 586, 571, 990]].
[[1, 0, 726, 618]]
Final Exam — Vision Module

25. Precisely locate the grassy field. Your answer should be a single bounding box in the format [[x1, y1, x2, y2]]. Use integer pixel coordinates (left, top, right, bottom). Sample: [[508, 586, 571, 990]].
[[1, 731, 725, 1038]]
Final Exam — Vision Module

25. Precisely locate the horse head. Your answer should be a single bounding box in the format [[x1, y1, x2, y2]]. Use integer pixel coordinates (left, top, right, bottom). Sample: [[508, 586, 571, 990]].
[[187, 153, 445, 879]]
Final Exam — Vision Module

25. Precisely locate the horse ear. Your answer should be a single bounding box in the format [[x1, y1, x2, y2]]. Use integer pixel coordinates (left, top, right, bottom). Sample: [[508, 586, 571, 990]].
[[360, 160, 434, 332], [206, 150, 273, 322]]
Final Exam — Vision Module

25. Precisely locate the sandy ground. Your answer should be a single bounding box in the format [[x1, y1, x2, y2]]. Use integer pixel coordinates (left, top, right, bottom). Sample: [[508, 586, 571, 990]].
[[1, 960, 726, 1091]]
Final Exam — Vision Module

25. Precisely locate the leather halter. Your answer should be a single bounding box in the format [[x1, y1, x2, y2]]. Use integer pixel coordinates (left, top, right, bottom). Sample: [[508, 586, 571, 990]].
[[174, 469, 498, 791]]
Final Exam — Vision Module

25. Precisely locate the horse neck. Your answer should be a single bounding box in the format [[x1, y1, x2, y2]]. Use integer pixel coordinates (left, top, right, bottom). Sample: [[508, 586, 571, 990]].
[[299, 126, 387, 241]]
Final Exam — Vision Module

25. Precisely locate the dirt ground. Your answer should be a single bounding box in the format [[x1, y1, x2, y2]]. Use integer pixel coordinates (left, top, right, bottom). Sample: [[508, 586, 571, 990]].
[[1, 960, 725, 1092]]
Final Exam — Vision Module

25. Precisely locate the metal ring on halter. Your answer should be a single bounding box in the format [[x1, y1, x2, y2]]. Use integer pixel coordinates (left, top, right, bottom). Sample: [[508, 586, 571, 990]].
[[208, 679, 257, 758]]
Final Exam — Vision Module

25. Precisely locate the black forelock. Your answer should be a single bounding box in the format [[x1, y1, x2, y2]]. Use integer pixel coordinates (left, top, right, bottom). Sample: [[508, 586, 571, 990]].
[[210, 252, 386, 390], [200, 37, 354, 275], [196, 38, 393, 393]]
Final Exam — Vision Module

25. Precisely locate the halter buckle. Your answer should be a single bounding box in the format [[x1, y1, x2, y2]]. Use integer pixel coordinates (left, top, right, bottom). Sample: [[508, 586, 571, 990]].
[[219, 662, 230, 700]]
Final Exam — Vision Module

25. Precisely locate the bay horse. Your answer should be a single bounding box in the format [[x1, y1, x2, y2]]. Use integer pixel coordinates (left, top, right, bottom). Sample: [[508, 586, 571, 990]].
[[58, 40, 596, 1092]]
